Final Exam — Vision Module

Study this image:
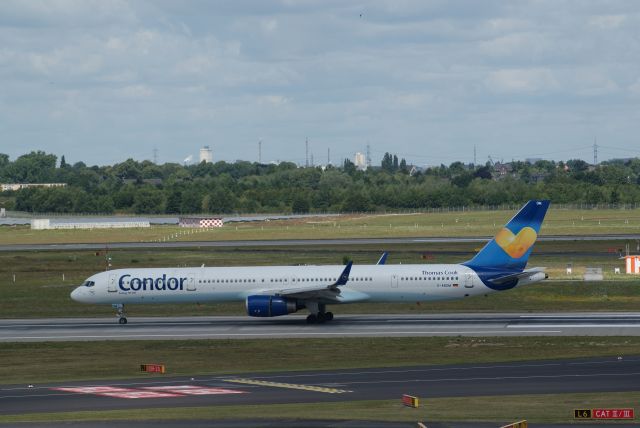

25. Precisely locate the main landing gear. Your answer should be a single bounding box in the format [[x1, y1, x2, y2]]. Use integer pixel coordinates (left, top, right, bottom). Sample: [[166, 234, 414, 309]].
[[306, 311, 334, 324], [113, 303, 127, 325], [305, 303, 334, 324]]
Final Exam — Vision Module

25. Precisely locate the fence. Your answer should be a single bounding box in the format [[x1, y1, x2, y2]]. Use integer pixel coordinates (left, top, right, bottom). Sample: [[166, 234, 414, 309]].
[[7, 203, 640, 220]]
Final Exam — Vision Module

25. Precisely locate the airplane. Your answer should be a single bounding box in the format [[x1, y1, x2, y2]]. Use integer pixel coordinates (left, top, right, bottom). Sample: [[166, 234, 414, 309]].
[[71, 200, 550, 324]]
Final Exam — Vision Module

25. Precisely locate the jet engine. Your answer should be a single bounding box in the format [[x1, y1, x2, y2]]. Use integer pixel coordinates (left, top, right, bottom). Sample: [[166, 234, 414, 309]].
[[246, 295, 300, 317]]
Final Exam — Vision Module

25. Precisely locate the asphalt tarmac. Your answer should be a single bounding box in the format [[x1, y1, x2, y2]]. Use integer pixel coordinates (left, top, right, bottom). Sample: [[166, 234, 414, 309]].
[[1, 234, 639, 252], [1, 313, 639, 342], [1, 356, 637, 425]]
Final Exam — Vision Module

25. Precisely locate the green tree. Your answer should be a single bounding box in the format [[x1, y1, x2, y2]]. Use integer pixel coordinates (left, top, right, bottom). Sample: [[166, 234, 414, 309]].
[[132, 187, 165, 214], [343, 159, 356, 175], [207, 188, 236, 214], [180, 188, 203, 214], [342, 187, 371, 212], [8, 151, 57, 182], [291, 193, 311, 213]]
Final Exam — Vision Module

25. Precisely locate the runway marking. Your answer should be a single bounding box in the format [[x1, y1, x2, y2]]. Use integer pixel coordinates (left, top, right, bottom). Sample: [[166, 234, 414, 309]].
[[520, 314, 640, 318], [53, 386, 181, 399], [52, 385, 245, 399], [339, 371, 640, 386], [508, 324, 640, 328], [224, 378, 351, 394], [223, 362, 572, 382], [142, 385, 246, 396]]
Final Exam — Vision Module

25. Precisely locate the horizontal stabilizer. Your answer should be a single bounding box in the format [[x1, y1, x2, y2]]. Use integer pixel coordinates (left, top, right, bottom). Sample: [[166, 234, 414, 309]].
[[488, 267, 546, 285]]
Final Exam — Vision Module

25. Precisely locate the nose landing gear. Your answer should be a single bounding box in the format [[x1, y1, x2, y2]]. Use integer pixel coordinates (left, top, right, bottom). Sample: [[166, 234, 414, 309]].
[[113, 304, 127, 325]]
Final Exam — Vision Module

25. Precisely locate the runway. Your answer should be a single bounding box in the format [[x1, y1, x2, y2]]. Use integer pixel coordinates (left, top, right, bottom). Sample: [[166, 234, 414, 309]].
[[1, 313, 639, 342], [1, 234, 638, 252], [1, 356, 638, 417]]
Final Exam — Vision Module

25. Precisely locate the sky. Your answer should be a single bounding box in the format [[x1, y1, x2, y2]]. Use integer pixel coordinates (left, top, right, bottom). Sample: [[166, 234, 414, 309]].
[[1, 0, 639, 167]]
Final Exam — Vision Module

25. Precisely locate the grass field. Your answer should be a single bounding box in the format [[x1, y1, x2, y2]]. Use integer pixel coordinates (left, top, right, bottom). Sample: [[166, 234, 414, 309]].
[[2, 336, 638, 384], [2, 206, 640, 245], [1, 241, 639, 318], [2, 392, 639, 424]]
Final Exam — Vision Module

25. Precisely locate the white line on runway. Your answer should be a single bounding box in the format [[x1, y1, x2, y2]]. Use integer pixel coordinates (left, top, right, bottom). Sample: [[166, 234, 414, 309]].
[[227, 362, 571, 381], [508, 324, 640, 328], [0, 330, 563, 340], [0, 322, 216, 329], [520, 314, 640, 318], [340, 371, 640, 386]]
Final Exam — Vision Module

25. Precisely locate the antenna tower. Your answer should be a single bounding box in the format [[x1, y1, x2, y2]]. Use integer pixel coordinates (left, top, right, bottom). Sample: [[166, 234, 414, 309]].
[[305, 138, 309, 167], [258, 140, 262, 163], [473, 145, 477, 165], [153, 148, 158, 164], [327, 148, 330, 165], [593, 138, 598, 165]]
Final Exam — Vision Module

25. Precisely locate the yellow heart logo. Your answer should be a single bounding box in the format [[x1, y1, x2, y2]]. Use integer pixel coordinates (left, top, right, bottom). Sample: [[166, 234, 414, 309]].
[[494, 227, 537, 259]]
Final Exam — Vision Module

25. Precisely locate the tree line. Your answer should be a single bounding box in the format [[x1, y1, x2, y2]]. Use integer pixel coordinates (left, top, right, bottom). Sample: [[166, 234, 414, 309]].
[[1, 151, 640, 214]]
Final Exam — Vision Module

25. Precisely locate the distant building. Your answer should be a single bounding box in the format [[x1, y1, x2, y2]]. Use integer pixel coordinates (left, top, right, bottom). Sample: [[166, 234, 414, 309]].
[[354, 152, 367, 170], [1, 183, 66, 192], [199, 146, 213, 163], [179, 217, 224, 228], [493, 162, 513, 178], [31, 219, 149, 230], [408, 165, 425, 176]]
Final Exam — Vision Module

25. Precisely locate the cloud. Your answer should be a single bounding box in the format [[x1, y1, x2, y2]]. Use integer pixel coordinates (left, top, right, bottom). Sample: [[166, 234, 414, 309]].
[[479, 32, 551, 59], [589, 14, 626, 29], [485, 68, 559, 93], [261, 18, 278, 33], [629, 78, 640, 96], [120, 84, 154, 98], [259, 95, 290, 106], [1, 0, 639, 165], [569, 70, 619, 96]]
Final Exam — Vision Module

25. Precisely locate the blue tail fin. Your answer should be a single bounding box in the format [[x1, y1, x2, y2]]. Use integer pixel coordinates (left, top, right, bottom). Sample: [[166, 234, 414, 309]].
[[463, 200, 550, 272]]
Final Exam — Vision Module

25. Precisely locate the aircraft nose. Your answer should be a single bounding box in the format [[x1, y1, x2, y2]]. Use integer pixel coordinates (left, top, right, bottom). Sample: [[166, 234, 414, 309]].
[[70, 286, 86, 302]]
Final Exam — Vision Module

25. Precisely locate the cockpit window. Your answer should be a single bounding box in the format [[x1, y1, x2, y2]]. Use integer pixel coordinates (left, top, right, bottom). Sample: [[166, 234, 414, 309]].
[[83, 281, 95, 287]]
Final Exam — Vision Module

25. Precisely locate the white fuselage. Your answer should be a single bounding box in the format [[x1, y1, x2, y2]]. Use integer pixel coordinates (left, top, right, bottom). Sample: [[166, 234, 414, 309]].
[[70, 263, 540, 306]]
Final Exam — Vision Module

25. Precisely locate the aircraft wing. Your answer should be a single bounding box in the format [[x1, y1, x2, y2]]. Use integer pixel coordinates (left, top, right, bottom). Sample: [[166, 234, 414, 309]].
[[488, 267, 546, 285], [253, 262, 353, 302]]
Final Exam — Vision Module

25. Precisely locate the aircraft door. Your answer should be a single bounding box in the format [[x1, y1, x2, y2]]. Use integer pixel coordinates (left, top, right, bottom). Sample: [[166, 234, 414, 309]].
[[391, 274, 399, 288], [464, 273, 475, 288], [108, 273, 117, 292], [186, 274, 196, 291]]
